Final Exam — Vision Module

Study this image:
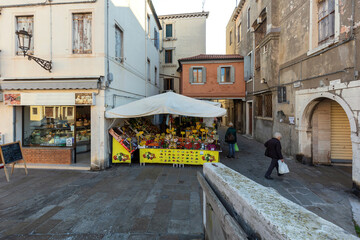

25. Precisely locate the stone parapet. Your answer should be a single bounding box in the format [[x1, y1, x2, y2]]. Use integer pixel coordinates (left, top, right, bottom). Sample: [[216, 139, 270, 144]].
[[203, 163, 359, 240]]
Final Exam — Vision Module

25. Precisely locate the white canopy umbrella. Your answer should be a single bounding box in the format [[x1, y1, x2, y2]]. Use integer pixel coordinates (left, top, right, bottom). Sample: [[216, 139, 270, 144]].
[[105, 92, 226, 118]]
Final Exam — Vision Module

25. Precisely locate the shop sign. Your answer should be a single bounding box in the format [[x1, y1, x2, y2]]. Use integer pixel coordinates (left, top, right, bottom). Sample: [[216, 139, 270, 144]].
[[75, 93, 94, 105], [5, 93, 96, 106], [4, 94, 21, 105]]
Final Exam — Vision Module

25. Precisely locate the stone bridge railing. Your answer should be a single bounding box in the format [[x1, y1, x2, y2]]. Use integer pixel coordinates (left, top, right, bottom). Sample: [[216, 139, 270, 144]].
[[198, 163, 359, 240]]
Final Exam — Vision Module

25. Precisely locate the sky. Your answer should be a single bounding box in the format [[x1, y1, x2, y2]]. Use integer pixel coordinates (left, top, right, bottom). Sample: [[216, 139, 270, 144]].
[[152, 0, 238, 54]]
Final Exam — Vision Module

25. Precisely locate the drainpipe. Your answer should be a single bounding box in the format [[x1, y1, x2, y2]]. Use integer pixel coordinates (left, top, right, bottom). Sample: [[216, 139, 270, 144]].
[[13, 107, 16, 142], [49, 0, 53, 61], [145, 0, 148, 98], [351, 0, 358, 80]]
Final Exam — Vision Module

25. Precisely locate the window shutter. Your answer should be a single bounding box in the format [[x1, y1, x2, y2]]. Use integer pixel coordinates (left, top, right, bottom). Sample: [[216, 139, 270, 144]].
[[189, 67, 194, 83], [202, 67, 207, 83], [230, 66, 235, 83], [244, 55, 250, 81], [83, 14, 92, 54], [217, 66, 221, 83]]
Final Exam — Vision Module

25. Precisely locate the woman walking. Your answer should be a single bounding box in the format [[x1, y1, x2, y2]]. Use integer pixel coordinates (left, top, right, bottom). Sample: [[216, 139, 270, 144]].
[[225, 122, 237, 158]]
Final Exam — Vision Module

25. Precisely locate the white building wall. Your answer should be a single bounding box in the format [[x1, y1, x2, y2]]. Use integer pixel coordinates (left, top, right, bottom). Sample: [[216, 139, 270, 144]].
[[0, 0, 161, 169], [159, 14, 207, 93]]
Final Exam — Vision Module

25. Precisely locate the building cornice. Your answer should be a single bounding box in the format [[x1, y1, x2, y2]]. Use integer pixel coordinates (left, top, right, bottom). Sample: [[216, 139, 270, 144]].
[[159, 11, 209, 20]]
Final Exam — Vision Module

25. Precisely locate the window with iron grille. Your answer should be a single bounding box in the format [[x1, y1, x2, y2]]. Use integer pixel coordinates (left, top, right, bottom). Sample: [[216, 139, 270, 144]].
[[256, 95, 263, 117], [264, 94, 272, 118]]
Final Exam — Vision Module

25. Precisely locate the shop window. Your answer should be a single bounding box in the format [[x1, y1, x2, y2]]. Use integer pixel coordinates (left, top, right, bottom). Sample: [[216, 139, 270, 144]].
[[165, 49, 173, 64], [115, 25, 124, 63], [264, 94, 272, 118], [166, 24, 173, 38], [217, 66, 235, 83], [189, 67, 206, 84], [23, 106, 75, 147], [164, 78, 174, 90], [72, 13, 92, 54], [16, 16, 34, 55], [256, 95, 263, 117]]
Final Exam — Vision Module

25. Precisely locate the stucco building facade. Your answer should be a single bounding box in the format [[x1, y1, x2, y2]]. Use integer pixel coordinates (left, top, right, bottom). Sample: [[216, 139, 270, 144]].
[[227, 0, 360, 191], [158, 12, 208, 93], [0, 0, 161, 170], [178, 54, 246, 131]]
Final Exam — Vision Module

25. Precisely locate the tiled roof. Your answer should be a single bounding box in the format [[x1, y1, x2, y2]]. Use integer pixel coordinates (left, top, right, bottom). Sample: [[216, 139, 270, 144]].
[[179, 54, 244, 62], [158, 12, 209, 19]]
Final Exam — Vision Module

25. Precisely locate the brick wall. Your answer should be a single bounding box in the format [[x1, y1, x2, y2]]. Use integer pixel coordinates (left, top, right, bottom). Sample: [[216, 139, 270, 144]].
[[23, 148, 72, 164]]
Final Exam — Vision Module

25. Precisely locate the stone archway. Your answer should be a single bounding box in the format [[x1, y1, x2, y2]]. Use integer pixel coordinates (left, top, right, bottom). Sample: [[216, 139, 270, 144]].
[[296, 91, 359, 185]]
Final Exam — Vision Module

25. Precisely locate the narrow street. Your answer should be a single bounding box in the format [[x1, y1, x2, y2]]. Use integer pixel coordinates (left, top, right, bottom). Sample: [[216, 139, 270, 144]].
[[218, 126, 357, 235]]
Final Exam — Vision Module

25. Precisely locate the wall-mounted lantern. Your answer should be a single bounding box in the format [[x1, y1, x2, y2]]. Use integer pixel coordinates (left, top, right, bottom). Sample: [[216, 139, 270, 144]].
[[15, 28, 52, 72]]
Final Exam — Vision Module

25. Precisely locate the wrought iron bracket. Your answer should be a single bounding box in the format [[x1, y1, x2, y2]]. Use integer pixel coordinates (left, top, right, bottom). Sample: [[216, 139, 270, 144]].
[[26, 54, 52, 72]]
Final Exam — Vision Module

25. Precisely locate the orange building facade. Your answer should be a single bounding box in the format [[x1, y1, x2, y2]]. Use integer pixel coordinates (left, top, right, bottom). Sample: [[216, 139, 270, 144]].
[[178, 54, 246, 132]]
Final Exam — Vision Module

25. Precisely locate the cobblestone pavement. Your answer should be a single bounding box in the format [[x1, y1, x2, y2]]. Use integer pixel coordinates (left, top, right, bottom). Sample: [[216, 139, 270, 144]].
[[218, 127, 358, 235], [0, 165, 204, 240]]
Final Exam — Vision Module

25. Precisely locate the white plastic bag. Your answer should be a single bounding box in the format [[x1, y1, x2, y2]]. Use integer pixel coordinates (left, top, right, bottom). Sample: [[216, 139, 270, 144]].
[[278, 160, 289, 174]]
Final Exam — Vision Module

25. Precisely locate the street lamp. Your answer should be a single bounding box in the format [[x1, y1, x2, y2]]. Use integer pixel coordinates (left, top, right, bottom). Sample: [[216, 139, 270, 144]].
[[15, 28, 52, 72]]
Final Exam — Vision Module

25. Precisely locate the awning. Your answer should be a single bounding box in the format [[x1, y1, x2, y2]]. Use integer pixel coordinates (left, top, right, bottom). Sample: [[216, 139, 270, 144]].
[[105, 92, 227, 118], [0, 77, 101, 90]]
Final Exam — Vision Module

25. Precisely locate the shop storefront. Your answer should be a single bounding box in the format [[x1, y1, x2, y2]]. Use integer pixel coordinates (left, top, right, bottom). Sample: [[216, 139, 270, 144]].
[[106, 92, 226, 166], [3, 91, 95, 165]]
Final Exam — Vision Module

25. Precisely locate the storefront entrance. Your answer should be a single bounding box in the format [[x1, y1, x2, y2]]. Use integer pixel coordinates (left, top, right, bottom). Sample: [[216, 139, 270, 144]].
[[75, 106, 91, 165]]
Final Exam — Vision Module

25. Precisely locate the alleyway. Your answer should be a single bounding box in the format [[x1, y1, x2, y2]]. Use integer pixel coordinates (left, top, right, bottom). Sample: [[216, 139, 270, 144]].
[[218, 126, 357, 235]]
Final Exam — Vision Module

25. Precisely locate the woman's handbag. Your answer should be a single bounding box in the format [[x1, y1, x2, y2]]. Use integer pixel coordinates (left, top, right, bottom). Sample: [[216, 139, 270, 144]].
[[278, 160, 289, 174]]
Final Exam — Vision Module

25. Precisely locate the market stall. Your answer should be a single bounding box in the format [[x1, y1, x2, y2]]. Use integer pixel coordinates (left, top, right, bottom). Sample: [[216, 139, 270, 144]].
[[106, 92, 226, 166]]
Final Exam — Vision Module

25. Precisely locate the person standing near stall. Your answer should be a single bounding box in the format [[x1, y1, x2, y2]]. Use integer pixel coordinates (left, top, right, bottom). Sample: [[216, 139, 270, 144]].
[[225, 122, 237, 158]]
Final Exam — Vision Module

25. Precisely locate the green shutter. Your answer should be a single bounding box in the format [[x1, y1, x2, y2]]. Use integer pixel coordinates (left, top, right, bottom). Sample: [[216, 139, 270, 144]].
[[189, 67, 193, 83], [217, 67, 221, 83], [202, 67, 207, 83], [230, 66, 235, 83]]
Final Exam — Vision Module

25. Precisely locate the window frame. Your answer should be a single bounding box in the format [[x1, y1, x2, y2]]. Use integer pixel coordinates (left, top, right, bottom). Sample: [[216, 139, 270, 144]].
[[164, 78, 174, 91], [217, 65, 235, 84], [147, 58, 151, 82], [189, 66, 206, 84], [308, 0, 339, 55], [165, 23, 173, 38], [164, 49, 173, 64], [247, 7, 251, 30], [115, 24, 124, 63], [72, 12, 93, 55], [229, 30, 233, 45], [237, 23, 241, 43]]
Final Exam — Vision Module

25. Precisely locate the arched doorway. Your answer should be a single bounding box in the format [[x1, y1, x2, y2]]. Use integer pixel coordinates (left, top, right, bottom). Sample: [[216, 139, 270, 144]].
[[310, 99, 353, 165]]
